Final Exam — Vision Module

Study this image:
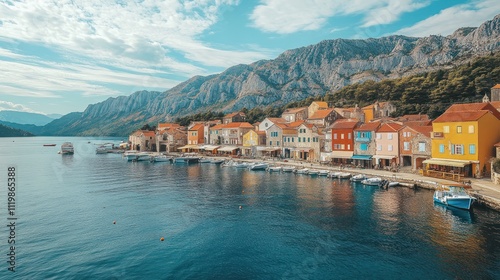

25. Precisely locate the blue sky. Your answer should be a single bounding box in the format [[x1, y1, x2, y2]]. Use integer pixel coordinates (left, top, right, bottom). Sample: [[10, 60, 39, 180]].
[[0, 0, 499, 116]]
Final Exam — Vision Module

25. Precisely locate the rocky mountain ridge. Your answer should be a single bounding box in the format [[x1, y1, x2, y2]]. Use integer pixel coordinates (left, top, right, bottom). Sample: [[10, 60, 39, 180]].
[[25, 14, 500, 136]]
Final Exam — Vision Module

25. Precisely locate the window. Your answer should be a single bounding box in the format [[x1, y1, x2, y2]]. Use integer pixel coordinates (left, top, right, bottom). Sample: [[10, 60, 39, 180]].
[[348, 133, 351, 139], [340, 144, 345, 150], [292, 138, 294, 142], [334, 144, 341, 149], [376, 133, 381, 139], [387, 133, 393, 140], [298, 138, 301, 142], [347, 144, 350, 150], [334, 133, 337, 139], [341, 134, 344, 139], [377, 145, 382, 151], [307, 137, 310, 142], [360, 144, 368, 151], [418, 142, 426, 152], [457, 126, 462, 133], [388, 145, 393, 151], [468, 125, 474, 133], [455, 144, 464, 155], [469, 144, 476, 154], [303, 137, 306, 142], [443, 126, 450, 133], [403, 142, 410, 151], [277, 141, 280, 146], [270, 141, 272, 145]]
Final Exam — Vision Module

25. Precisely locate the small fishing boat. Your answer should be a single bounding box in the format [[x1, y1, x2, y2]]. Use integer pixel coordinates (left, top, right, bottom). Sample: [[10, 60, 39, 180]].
[[209, 159, 225, 165], [267, 166, 282, 172], [124, 151, 139, 161], [60, 142, 74, 155], [433, 184, 476, 210], [294, 168, 309, 174], [308, 170, 320, 176], [361, 177, 384, 186], [350, 174, 367, 182], [234, 162, 250, 168], [328, 172, 341, 178], [136, 152, 152, 161], [248, 162, 269, 170], [337, 172, 351, 179], [174, 156, 200, 164], [282, 166, 295, 173], [388, 181, 399, 187], [43, 144, 56, 147], [151, 155, 172, 162], [198, 158, 211, 163], [318, 170, 329, 176]]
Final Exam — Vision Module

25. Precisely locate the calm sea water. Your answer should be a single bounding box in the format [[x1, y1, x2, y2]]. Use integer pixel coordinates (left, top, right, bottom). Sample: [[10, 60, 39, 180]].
[[0, 137, 499, 279]]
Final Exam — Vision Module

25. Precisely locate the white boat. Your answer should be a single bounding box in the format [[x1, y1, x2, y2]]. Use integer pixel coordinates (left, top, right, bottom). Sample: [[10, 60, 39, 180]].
[[433, 184, 476, 210], [151, 155, 171, 162], [350, 174, 367, 182], [248, 162, 269, 170], [124, 151, 139, 161], [295, 168, 309, 174], [60, 142, 74, 155], [308, 170, 320, 176], [198, 158, 211, 163], [318, 170, 329, 176], [388, 181, 399, 187], [267, 166, 282, 172], [174, 156, 200, 163], [328, 172, 341, 178], [361, 177, 384, 186], [209, 159, 225, 165], [282, 166, 295, 173], [234, 162, 250, 168], [337, 172, 352, 179], [136, 152, 151, 161]]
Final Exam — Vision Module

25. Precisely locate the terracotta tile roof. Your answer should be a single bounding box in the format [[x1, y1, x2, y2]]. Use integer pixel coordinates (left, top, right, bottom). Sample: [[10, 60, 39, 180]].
[[398, 114, 430, 121], [331, 119, 359, 129], [433, 110, 490, 122], [142, 131, 156, 137], [493, 84, 500, 89], [282, 128, 298, 135], [355, 121, 380, 131], [445, 102, 500, 119], [256, 131, 266, 136], [410, 125, 433, 137], [210, 124, 225, 130], [287, 120, 305, 128], [189, 124, 204, 130], [158, 123, 180, 129], [308, 108, 335, 119], [275, 123, 289, 129], [490, 101, 500, 109], [223, 122, 254, 128], [377, 122, 403, 132]]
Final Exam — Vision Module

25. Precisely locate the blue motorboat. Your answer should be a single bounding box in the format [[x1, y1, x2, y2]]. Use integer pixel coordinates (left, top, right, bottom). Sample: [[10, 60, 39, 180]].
[[433, 184, 476, 210]]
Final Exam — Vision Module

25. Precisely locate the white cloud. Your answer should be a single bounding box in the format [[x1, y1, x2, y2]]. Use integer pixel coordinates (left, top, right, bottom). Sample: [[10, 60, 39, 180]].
[[250, 0, 429, 34], [0, 0, 266, 72], [0, 100, 46, 114], [395, 0, 500, 37]]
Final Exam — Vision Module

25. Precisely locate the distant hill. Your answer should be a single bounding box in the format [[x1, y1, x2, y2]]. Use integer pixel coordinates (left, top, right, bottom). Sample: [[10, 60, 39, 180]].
[[0, 110, 56, 126], [0, 123, 33, 137], [20, 14, 500, 136]]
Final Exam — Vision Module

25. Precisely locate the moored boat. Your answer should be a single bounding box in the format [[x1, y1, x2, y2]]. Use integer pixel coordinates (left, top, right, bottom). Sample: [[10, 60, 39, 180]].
[[350, 174, 367, 182], [318, 170, 329, 176], [151, 155, 172, 162], [433, 184, 476, 210], [124, 151, 139, 161], [308, 170, 320, 176], [248, 162, 269, 170], [209, 159, 225, 164], [267, 166, 282, 172], [43, 144, 56, 147], [60, 142, 74, 155], [361, 177, 384, 186], [174, 156, 200, 164], [294, 168, 309, 174], [337, 172, 351, 179], [282, 166, 295, 173]]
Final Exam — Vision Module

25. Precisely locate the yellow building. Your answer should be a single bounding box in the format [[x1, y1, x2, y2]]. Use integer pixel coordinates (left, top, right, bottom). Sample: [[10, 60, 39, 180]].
[[424, 103, 500, 179]]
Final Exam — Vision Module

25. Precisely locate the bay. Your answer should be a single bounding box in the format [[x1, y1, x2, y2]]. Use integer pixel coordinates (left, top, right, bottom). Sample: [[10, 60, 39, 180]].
[[0, 137, 499, 279]]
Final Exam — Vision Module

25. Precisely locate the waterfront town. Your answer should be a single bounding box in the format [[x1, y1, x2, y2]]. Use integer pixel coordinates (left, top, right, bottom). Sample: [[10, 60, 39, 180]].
[[128, 84, 500, 189]]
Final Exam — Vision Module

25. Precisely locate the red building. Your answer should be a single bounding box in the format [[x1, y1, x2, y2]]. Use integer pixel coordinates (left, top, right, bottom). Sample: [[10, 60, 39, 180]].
[[330, 119, 361, 164]]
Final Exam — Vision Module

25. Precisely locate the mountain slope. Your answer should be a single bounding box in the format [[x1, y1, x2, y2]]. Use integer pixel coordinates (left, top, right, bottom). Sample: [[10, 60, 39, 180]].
[[0, 110, 55, 126], [39, 14, 500, 136], [0, 123, 34, 137]]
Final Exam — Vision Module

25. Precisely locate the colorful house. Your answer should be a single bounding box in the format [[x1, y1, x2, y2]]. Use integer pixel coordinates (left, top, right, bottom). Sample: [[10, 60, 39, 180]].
[[352, 121, 381, 168], [295, 123, 321, 161], [329, 119, 360, 164], [187, 123, 204, 145], [281, 107, 308, 122], [308, 101, 328, 118], [362, 101, 396, 123], [306, 108, 343, 127], [220, 122, 254, 145], [424, 102, 500, 179], [223, 112, 246, 124], [374, 122, 403, 169], [242, 130, 266, 156]]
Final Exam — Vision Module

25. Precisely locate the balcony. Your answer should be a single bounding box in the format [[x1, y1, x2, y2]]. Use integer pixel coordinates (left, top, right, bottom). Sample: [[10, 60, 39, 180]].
[[355, 137, 370, 142]]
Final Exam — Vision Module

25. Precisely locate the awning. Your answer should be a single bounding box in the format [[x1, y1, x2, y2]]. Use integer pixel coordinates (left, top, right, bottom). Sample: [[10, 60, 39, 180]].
[[330, 151, 353, 159], [177, 144, 199, 150], [422, 159, 471, 168], [218, 146, 240, 152], [373, 155, 396, 160], [202, 145, 220, 151], [351, 155, 372, 160], [264, 147, 281, 152]]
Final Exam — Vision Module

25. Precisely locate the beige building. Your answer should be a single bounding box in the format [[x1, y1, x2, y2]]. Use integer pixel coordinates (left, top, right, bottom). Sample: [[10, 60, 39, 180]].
[[281, 107, 308, 122]]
